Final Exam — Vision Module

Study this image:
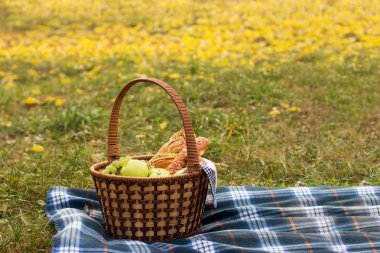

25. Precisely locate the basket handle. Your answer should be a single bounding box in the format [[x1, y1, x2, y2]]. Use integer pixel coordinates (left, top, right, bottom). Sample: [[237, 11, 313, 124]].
[[107, 77, 200, 173]]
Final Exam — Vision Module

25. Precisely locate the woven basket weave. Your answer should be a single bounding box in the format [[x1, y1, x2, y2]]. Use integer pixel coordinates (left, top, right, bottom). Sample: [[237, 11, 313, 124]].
[[90, 77, 209, 241]]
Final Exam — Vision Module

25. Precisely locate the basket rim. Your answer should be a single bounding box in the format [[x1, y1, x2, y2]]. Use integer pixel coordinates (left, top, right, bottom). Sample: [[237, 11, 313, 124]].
[[90, 155, 203, 183]]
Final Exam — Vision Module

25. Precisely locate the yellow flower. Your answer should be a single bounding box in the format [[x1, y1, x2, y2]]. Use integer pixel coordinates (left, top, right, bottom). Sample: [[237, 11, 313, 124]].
[[169, 73, 181, 79], [0, 121, 12, 127], [287, 106, 300, 112], [31, 144, 44, 153], [269, 107, 281, 117], [23, 97, 40, 105], [159, 121, 168, 130], [54, 98, 64, 106]]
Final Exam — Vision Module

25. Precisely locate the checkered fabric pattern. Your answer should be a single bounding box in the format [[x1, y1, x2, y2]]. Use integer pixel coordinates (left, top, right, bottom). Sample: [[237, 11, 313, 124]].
[[46, 186, 380, 253], [200, 158, 217, 208]]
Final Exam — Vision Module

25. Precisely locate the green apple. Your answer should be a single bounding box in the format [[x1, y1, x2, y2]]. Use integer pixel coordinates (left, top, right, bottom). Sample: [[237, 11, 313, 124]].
[[101, 164, 117, 174], [100, 168, 110, 174], [174, 168, 187, 176], [148, 168, 171, 178], [111, 156, 131, 168], [106, 164, 118, 174], [120, 159, 149, 177]]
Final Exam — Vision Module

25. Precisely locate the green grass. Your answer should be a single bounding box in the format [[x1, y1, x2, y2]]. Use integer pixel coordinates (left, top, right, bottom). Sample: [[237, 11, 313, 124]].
[[0, 60, 379, 252]]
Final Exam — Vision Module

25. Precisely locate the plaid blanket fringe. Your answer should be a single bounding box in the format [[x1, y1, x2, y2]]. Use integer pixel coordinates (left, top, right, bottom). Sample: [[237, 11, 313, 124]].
[[46, 186, 380, 253]]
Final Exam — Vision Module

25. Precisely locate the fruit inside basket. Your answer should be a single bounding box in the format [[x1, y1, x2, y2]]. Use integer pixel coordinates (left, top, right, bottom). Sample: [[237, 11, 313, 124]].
[[100, 129, 210, 178]]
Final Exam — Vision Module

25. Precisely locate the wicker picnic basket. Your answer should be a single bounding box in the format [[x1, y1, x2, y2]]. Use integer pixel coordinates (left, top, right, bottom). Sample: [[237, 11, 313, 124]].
[[90, 77, 209, 241]]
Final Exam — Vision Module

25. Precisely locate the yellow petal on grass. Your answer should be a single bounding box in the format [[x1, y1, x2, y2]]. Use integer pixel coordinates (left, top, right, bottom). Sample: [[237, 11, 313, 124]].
[[54, 98, 64, 106], [280, 102, 290, 109], [60, 77, 70, 84], [159, 121, 168, 130], [31, 144, 44, 153], [31, 87, 41, 95], [0, 121, 12, 127], [169, 73, 181, 79], [269, 107, 281, 117], [27, 69, 39, 78], [287, 106, 300, 112], [4, 79, 15, 90], [23, 96, 40, 105], [44, 96, 56, 103]]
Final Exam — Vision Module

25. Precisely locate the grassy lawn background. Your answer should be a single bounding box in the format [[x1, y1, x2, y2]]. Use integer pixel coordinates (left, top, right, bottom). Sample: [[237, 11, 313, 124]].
[[1, 0, 379, 252]]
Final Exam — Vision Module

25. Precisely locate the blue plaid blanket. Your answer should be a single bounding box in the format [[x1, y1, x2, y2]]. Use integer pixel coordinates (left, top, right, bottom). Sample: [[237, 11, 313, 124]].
[[46, 186, 380, 253]]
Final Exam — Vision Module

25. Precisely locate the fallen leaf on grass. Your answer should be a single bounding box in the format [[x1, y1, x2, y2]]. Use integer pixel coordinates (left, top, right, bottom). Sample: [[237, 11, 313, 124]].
[[54, 98, 64, 106], [21, 213, 32, 225], [280, 102, 290, 109], [287, 106, 301, 112], [44, 96, 56, 103], [31, 144, 44, 153], [159, 121, 168, 130], [60, 77, 71, 84], [27, 69, 39, 78], [268, 107, 281, 117], [31, 87, 41, 95], [0, 121, 12, 127], [169, 73, 180, 79], [3, 79, 15, 90], [37, 200, 45, 207], [23, 97, 40, 105]]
